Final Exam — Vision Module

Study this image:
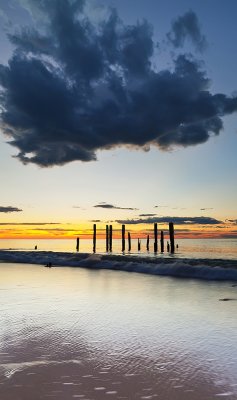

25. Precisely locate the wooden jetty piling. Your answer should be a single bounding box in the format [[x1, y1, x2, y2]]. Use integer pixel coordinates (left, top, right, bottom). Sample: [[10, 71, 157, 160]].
[[106, 225, 109, 252], [109, 225, 113, 252], [160, 231, 164, 253], [154, 223, 158, 253], [146, 235, 150, 251], [138, 238, 141, 251], [87, 220, 174, 255], [128, 232, 131, 251], [76, 237, 80, 252], [122, 224, 125, 252], [169, 222, 175, 253], [93, 224, 96, 253]]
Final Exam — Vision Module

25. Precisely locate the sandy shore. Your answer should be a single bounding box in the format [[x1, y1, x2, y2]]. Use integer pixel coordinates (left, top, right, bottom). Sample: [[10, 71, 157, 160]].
[[1, 262, 237, 399]]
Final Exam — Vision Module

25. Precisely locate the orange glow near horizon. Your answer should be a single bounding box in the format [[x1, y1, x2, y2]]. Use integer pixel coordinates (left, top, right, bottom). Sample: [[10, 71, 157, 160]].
[[0, 221, 236, 240]]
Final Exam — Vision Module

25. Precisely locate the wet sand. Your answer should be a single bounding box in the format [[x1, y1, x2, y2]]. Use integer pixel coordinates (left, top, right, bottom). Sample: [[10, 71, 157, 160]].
[[0, 262, 237, 399]]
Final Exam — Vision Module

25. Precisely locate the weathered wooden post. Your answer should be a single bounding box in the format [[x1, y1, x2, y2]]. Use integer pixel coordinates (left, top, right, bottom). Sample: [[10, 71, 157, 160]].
[[160, 231, 164, 253], [169, 222, 175, 253], [122, 224, 125, 252], [138, 238, 141, 251], [106, 225, 109, 252], [93, 224, 96, 253], [146, 234, 150, 251], [128, 232, 131, 251], [154, 223, 158, 253], [76, 237, 80, 252], [109, 225, 113, 252]]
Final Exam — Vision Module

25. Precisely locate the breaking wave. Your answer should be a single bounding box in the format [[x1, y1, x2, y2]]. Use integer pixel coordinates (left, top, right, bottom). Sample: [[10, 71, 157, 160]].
[[0, 250, 237, 281]]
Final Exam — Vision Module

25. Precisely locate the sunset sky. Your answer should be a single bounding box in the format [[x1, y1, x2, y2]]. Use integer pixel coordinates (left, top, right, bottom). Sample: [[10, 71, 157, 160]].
[[0, 0, 237, 240]]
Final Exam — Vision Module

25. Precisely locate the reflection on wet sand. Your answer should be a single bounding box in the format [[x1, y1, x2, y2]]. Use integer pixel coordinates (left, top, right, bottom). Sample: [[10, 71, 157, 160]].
[[0, 263, 237, 399], [0, 347, 230, 400]]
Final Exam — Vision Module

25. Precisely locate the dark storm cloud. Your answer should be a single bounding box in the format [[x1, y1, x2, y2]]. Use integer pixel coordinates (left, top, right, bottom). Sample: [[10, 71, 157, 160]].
[[226, 219, 237, 224], [115, 216, 222, 225], [167, 10, 207, 52], [0, 1, 237, 167], [0, 206, 22, 213], [94, 203, 137, 210]]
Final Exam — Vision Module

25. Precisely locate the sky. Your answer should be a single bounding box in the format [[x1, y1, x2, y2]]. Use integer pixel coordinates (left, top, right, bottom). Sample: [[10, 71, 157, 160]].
[[0, 0, 237, 240]]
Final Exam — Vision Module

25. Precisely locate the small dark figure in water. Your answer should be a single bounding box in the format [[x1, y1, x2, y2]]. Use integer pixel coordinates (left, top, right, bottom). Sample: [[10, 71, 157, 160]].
[[167, 241, 170, 252], [35, 245, 37, 250], [176, 244, 179, 249], [45, 262, 52, 268]]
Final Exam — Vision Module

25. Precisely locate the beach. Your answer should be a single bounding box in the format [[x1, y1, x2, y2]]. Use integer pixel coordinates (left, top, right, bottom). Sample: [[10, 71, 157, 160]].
[[1, 0, 237, 398], [0, 261, 237, 399]]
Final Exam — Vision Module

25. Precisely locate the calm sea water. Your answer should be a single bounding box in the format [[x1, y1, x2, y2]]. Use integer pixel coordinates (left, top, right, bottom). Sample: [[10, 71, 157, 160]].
[[0, 238, 237, 260], [0, 262, 237, 399]]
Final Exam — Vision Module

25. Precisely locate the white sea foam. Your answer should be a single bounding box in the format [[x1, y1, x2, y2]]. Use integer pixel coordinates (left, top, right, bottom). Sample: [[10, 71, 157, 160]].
[[0, 359, 81, 378], [0, 250, 237, 281]]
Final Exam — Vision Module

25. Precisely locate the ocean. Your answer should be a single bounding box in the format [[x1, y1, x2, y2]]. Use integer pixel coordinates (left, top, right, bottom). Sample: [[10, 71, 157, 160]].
[[0, 239, 237, 399], [1, 238, 237, 260], [0, 238, 237, 281]]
